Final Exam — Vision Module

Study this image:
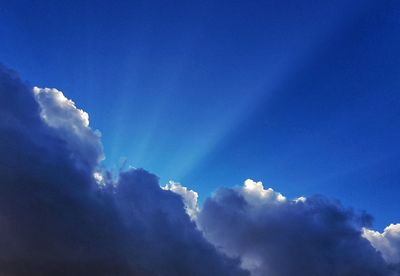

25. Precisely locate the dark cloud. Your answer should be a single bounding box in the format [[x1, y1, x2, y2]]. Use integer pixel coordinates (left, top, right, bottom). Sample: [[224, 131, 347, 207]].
[[1, 64, 399, 276], [0, 65, 246, 276], [115, 169, 247, 276], [197, 180, 399, 276]]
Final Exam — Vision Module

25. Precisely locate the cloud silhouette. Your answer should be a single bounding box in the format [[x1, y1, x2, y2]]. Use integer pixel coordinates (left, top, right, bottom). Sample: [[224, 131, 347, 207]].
[[0, 65, 246, 276], [0, 64, 399, 276]]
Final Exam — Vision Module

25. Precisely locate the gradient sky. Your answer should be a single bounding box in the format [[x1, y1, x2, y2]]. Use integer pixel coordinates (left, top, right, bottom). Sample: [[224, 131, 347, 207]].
[[1, 0, 399, 230]]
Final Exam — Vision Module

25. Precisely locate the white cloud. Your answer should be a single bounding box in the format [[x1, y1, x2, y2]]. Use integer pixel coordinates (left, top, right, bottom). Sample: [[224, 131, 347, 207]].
[[363, 224, 400, 264], [294, 196, 307, 203], [240, 179, 286, 205], [33, 87, 89, 128], [33, 87, 103, 168], [163, 181, 199, 220], [93, 171, 104, 184]]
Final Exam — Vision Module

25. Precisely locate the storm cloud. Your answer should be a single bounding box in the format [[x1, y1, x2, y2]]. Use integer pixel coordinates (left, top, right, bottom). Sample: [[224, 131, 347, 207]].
[[0, 65, 399, 275], [0, 65, 246, 275]]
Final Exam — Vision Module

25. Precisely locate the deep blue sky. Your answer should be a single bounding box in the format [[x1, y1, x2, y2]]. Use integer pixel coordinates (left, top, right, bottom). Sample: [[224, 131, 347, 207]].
[[1, 0, 399, 229]]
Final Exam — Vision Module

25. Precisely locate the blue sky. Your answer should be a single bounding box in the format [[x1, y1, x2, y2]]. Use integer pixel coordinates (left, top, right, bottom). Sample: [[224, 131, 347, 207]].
[[1, 0, 399, 230]]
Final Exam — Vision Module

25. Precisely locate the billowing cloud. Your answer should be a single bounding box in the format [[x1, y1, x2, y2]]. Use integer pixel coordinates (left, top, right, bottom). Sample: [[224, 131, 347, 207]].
[[197, 179, 399, 276], [33, 86, 103, 169], [0, 65, 246, 276], [363, 224, 400, 264], [240, 179, 286, 205], [163, 180, 199, 219], [115, 170, 246, 276], [0, 64, 399, 276]]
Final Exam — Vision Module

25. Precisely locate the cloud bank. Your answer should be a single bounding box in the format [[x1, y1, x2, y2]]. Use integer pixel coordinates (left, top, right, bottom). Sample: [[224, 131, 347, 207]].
[[0, 65, 399, 275], [0, 65, 246, 276], [197, 179, 399, 275]]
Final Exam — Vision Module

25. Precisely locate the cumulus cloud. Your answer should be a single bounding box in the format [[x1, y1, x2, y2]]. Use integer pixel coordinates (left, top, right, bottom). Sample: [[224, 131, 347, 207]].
[[162, 180, 200, 219], [33, 86, 103, 169], [0, 65, 246, 276], [363, 224, 400, 264], [0, 64, 399, 276], [197, 179, 399, 276], [240, 179, 286, 205], [115, 170, 246, 276]]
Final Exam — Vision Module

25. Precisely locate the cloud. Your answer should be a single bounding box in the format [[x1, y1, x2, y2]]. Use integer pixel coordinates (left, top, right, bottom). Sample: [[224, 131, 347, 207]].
[[197, 179, 399, 276], [0, 65, 125, 274], [162, 180, 200, 219], [115, 170, 247, 276], [363, 224, 400, 264], [0, 65, 247, 276], [241, 179, 286, 205], [0, 64, 399, 276], [33, 86, 103, 169]]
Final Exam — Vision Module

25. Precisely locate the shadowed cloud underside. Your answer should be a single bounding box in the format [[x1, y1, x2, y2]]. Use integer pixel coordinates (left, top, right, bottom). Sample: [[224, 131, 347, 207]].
[[1, 66, 400, 275]]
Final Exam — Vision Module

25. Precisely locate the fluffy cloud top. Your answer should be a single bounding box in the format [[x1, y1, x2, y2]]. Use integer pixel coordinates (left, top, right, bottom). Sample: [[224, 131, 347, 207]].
[[363, 224, 400, 264], [197, 181, 398, 276], [163, 180, 200, 219], [241, 179, 286, 205], [0, 64, 399, 276], [33, 86, 103, 169]]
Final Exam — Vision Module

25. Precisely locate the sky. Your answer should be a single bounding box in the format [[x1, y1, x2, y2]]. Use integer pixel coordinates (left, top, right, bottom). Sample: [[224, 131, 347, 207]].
[[1, 0, 400, 233]]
